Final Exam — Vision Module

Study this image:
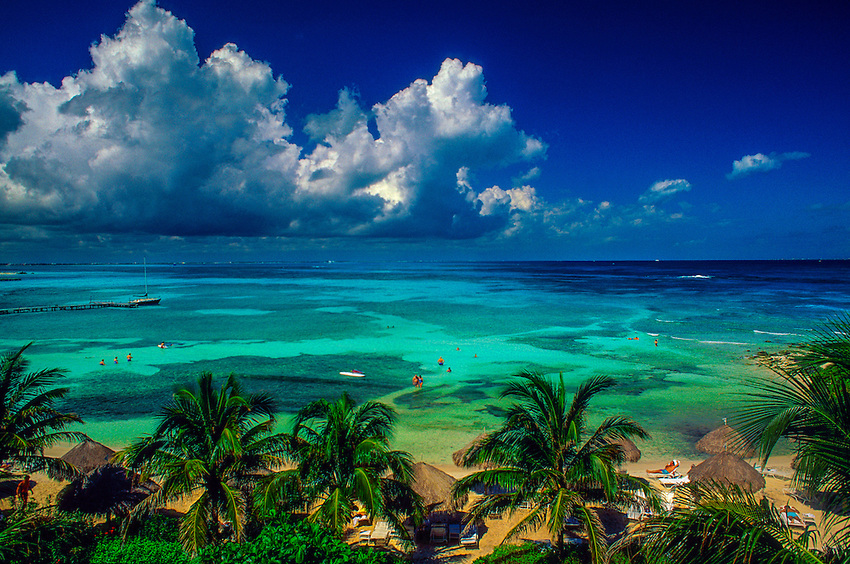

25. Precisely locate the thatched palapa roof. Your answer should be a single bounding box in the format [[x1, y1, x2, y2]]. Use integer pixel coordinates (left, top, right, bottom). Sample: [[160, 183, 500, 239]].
[[696, 424, 755, 457], [452, 433, 487, 468], [412, 462, 462, 510], [609, 436, 641, 463], [688, 452, 765, 492], [61, 439, 116, 474]]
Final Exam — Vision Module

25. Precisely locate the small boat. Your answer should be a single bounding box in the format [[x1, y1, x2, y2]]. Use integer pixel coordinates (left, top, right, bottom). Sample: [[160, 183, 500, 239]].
[[131, 296, 161, 306], [131, 258, 160, 306], [340, 369, 365, 378]]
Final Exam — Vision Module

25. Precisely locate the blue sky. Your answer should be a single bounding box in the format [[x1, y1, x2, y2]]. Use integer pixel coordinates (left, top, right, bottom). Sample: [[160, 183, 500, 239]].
[[1, 0, 848, 262]]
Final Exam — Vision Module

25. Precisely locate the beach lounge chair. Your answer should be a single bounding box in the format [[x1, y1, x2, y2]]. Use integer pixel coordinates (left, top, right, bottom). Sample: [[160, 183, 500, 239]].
[[430, 524, 448, 545], [460, 525, 478, 548], [658, 475, 690, 487], [448, 523, 460, 543], [359, 529, 372, 545], [371, 521, 391, 546], [627, 505, 644, 521]]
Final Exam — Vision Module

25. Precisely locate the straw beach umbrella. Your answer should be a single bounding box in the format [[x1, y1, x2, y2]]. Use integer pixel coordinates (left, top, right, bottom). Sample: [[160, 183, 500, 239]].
[[452, 433, 487, 468], [52, 439, 115, 479], [696, 420, 755, 457], [688, 452, 765, 493], [412, 462, 462, 510], [609, 436, 641, 463]]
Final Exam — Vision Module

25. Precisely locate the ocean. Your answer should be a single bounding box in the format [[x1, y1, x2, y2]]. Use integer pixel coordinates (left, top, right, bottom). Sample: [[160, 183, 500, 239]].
[[1, 260, 848, 465]]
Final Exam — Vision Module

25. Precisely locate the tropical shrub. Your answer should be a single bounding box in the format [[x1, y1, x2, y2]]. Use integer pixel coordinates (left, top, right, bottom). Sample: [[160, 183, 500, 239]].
[[471, 542, 562, 564], [90, 537, 190, 564], [194, 515, 403, 564], [0, 509, 98, 564], [135, 512, 181, 542]]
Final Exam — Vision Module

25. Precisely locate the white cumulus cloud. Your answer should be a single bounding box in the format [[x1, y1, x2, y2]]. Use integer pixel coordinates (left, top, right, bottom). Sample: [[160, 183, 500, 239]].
[[727, 151, 810, 179], [639, 179, 692, 203], [0, 1, 546, 243]]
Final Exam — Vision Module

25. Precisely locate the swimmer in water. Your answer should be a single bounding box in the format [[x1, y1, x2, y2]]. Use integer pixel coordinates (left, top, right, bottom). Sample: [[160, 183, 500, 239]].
[[99, 359, 105, 365], [127, 353, 132, 362]]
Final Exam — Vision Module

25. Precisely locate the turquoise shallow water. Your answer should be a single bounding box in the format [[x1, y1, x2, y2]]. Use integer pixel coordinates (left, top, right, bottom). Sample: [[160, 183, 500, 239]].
[[1, 261, 848, 465]]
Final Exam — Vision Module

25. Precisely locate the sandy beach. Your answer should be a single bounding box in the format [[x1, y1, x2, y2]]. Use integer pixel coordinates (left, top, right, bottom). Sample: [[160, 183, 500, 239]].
[[1, 443, 823, 563]]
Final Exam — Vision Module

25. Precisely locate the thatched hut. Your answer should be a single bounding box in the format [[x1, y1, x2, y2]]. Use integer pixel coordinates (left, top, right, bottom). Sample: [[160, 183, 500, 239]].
[[61, 439, 116, 474], [609, 436, 641, 463], [688, 452, 765, 492], [452, 433, 487, 468], [412, 462, 464, 511], [696, 423, 755, 457]]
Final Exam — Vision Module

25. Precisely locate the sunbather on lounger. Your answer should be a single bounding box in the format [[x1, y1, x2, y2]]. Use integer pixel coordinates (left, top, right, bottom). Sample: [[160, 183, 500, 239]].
[[780, 505, 806, 528], [647, 459, 680, 475]]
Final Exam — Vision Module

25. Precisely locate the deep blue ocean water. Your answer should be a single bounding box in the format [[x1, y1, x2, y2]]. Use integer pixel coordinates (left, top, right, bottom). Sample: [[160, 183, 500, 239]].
[[1, 260, 848, 464]]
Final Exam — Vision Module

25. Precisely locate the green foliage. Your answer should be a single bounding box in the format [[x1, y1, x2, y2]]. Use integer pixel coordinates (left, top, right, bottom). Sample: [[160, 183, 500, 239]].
[[135, 512, 182, 542], [90, 538, 190, 564], [0, 343, 86, 477], [453, 371, 654, 563], [738, 313, 850, 545], [284, 392, 424, 538], [119, 372, 289, 552], [628, 483, 823, 564], [0, 509, 98, 564], [194, 516, 403, 564], [472, 542, 564, 564]]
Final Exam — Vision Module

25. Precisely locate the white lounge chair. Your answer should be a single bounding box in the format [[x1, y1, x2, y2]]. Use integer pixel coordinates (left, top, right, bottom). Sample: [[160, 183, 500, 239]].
[[371, 521, 391, 546], [658, 475, 690, 487], [459, 525, 478, 548]]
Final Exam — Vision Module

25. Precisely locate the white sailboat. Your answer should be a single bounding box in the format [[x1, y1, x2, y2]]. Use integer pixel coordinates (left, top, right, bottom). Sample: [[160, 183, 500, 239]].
[[130, 258, 161, 306]]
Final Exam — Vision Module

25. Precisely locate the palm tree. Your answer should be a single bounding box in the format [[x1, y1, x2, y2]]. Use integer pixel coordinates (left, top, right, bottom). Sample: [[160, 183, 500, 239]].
[[626, 482, 825, 564], [0, 343, 86, 478], [452, 371, 654, 562], [738, 314, 850, 546], [286, 392, 424, 538], [118, 372, 289, 552]]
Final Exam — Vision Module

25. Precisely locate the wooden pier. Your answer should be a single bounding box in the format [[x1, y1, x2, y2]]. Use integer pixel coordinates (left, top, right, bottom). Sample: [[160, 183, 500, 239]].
[[0, 301, 140, 316]]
